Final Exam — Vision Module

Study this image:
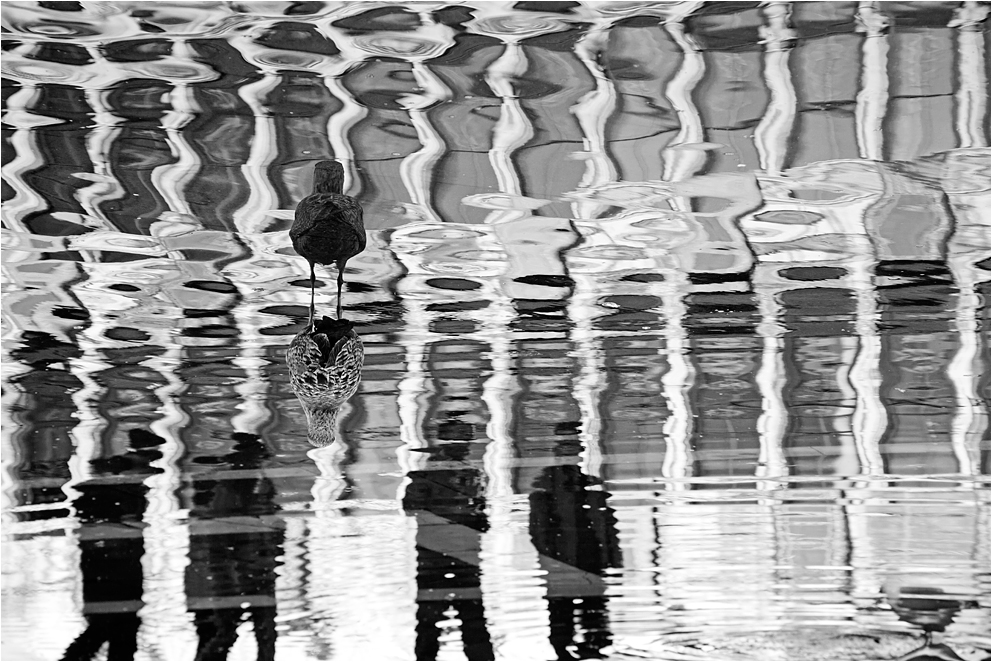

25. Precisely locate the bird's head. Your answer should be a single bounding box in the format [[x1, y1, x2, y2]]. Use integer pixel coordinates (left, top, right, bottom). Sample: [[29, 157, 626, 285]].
[[313, 160, 345, 195], [302, 404, 339, 447]]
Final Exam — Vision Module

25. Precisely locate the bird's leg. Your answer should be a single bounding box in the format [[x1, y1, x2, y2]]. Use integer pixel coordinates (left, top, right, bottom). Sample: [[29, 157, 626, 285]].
[[336, 259, 345, 320], [309, 261, 316, 326]]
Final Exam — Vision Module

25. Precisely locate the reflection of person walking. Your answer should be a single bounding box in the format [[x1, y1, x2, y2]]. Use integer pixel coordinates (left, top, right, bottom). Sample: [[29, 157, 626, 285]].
[[402, 443, 495, 661], [529, 465, 622, 661], [62, 429, 165, 662], [184, 433, 284, 661]]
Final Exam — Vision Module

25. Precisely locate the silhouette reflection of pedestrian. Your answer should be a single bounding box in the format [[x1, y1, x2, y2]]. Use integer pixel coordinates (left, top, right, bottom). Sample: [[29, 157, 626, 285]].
[[185, 433, 284, 661], [529, 465, 622, 661], [62, 429, 165, 661], [403, 442, 494, 661]]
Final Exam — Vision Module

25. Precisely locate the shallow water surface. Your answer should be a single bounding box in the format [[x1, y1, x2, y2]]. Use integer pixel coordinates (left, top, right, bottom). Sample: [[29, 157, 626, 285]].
[[1, 1, 990, 660]]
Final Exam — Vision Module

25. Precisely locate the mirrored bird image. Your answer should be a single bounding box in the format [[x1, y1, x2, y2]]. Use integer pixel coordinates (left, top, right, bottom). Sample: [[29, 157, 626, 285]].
[[286, 316, 365, 447], [290, 160, 366, 320]]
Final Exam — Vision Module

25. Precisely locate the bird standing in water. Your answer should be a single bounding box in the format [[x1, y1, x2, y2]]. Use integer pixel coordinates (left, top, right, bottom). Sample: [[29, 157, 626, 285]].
[[286, 316, 365, 447], [290, 160, 366, 321]]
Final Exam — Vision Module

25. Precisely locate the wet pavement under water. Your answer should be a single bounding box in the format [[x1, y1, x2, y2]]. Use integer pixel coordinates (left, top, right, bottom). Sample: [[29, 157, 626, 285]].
[[1, 1, 990, 660]]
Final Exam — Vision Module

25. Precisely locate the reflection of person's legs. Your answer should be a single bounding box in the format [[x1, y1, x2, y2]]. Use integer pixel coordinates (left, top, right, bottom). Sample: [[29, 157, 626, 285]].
[[63, 613, 141, 661], [194, 608, 241, 661], [455, 598, 495, 661], [106, 614, 141, 661], [251, 606, 277, 661], [547, 596, 575, 660], [414, 600, 445, 661], [575, 596, 610, 658], [62, 622, 104, 660]]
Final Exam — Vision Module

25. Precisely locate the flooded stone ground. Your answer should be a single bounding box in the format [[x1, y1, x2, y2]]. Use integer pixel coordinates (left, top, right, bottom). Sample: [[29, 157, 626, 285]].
[[1, 1, 990, 660]]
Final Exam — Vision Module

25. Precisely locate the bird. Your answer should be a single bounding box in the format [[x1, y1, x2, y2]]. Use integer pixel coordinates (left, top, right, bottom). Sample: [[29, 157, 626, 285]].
[[290, 160, 366, 321], [286, 315, 365, 447]]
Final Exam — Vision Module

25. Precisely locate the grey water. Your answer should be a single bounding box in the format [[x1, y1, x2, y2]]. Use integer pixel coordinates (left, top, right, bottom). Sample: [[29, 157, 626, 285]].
[[1, 1, 990, 660]]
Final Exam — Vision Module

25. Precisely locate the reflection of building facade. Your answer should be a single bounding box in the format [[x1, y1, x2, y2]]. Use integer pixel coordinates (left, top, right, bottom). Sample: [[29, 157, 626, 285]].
[[2, 1, 989, 658]]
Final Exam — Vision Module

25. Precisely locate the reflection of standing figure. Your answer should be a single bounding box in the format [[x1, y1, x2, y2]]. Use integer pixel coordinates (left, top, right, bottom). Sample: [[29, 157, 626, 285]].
[[185, 433, 284, 661], [62, 429, 164, 661], [402, 443, 494, 661], [529, 465, 622, 661]]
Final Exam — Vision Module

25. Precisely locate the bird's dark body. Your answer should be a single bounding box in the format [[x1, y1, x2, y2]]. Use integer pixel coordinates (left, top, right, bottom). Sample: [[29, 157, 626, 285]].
[[290, 193, 366, 267], [287, 316, 364, 410], [290, 160, 367, 319]]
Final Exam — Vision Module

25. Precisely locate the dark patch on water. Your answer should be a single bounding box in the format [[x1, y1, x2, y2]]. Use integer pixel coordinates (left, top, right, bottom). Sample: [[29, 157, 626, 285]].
[[426, 277, 482, 291], [182, 324, 238, 338], [108, 283, 141, 292], [430, 319, 479, 335], [184, 280, 238, 294], [620, 272, 666, 283], [427, 299, 490, 313], [53, 306, 90, 320], [105, 327, 150, 342], [688, 271, 751, 285], [513, 274, 575, 287], [779, 266, 847, 281]]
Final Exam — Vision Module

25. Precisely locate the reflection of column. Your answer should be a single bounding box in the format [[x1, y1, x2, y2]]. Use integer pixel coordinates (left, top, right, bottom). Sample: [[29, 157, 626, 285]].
[[331, 14, 454, 228], [77, 45, 125, 231], [150, 41, 200, 221], [848, 249, 886, 477], [484, 23, 579, 296], [2, 77, 45, 232], [951, 2, 990, 148], [228, 72, 282, 441], [755, 2, 796, 176], [567, 15, 619, 478], [661, 274, 694, 488], [601, 15, 684, 182], [943, 153, 990, 475], [65, 295, 113, 485], [390, 240, 434, 475], [789, 3, 861, 166], [484, 38, 532, 226], [855, 2, 889, 161], [570, 15, 618, 220], [139, 347, 195, 653], [754, 289, 788, 491], [399, 55, 451, 225], [662, 14, 707, 183], [833, 338, 864, 476]]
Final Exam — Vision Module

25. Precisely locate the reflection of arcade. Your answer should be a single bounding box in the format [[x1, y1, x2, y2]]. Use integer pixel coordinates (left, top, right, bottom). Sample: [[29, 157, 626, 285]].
[[402, 443, 494, 661], [63, 429, 164, 661], [185, 433, 284, 661], [529, 465, 622, 661]]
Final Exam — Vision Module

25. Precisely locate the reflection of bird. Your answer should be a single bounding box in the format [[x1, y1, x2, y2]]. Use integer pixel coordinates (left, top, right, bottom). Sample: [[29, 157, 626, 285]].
[[290, 160, 366, 320], [890, 586, 967, 661], [286, 316, 364, 447]]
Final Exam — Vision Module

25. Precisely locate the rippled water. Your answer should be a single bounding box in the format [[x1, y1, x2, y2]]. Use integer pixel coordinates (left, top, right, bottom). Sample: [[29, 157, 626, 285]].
[[2, 1, 990, 660]]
